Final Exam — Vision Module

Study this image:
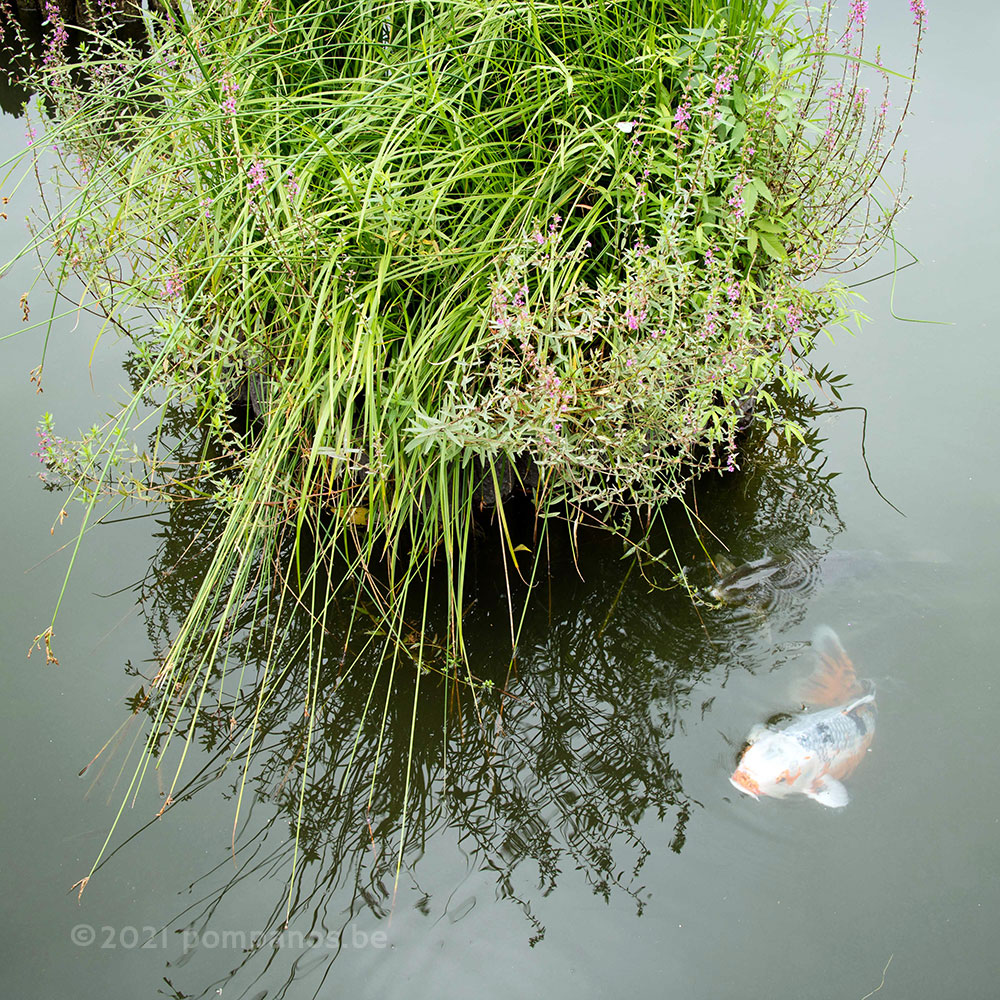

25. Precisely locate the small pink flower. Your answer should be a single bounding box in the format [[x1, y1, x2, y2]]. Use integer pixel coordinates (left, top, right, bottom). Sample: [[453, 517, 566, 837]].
[[221, 75, 239, 116], [163, 275, 183, 300], [42, 1, 69, 68], [728, 173, 748, 221], [787, 305, 802, 333], [716, 65, 736, 94], [247, 160, 266, 190], [625, 309, 645, 331], [673, 101, 691, 134]]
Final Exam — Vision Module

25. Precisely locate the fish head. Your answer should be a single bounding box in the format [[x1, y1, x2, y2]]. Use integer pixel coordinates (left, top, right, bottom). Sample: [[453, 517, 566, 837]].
[[730, 733, 810, 801], [729, 766, 761, 800]]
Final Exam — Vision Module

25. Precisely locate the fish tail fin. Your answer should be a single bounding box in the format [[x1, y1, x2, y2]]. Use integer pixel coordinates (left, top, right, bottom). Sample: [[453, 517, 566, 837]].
[[796, 626, 864, 706]]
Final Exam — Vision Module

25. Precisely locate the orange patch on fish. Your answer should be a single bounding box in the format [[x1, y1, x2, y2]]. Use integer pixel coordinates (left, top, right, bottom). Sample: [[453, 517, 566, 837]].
[[827, 736, 873, 781], [731, 769, 761, 799]]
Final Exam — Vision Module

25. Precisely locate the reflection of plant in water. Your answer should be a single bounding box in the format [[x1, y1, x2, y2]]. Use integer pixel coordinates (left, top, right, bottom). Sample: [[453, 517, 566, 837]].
[[672, 373, 850, 669], [74, 373, 846, 995], [120, 505, 687, 909], [712, 383, 845, 544]]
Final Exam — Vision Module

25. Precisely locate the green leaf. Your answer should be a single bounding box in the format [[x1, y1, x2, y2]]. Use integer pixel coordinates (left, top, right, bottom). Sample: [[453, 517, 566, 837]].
[[784, 422, 806, 444], [729, 120, 746, 152], [750, 177, 775, 204], [757, 232, 786, 260], [747, 229, 758, 255], [752, 217, 786, 234]]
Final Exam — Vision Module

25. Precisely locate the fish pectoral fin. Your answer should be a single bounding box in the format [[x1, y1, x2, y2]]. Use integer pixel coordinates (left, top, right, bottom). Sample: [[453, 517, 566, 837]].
[[805, 777, 849, 808]]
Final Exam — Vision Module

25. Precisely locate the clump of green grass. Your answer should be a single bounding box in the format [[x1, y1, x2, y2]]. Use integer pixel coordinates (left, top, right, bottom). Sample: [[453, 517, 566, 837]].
[[6, 0, 922, 899]]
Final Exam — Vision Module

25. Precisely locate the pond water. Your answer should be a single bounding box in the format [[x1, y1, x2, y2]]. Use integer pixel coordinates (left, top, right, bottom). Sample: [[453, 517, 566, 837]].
[[2, 5, 998, 999]]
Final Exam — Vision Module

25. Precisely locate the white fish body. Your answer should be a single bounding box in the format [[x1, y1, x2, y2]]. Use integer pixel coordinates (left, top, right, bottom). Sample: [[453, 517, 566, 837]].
[[730, 627, 877, 808]]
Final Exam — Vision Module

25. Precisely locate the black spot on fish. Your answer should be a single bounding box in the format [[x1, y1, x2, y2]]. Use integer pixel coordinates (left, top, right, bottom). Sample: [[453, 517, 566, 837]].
[[816, 722, 833, 744], [765, 712, 796, 728], [850, 712, 869, 737]]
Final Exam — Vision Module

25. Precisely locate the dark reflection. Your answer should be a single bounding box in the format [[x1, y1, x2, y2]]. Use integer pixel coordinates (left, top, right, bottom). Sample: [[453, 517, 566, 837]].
[[681, 388, 847, 641], [0, 5, 149, 122], [79, 376, 851, 998], [0, 7, 41, 115]]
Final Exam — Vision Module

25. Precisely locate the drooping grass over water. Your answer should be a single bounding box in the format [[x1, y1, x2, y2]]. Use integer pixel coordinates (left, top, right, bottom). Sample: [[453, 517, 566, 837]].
[[3, 0, 923, 898]]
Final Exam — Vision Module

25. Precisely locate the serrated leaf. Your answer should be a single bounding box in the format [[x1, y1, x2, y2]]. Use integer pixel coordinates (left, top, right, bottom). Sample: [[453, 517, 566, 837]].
[[742, 183, 758, 218], [747, 228, 758, 255]]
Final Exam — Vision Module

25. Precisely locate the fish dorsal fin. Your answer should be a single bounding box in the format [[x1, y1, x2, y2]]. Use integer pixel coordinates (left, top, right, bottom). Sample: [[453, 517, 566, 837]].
[[806, 776, 849, 808], [841, 685, 876, 714], [796, 626, 864, 707]]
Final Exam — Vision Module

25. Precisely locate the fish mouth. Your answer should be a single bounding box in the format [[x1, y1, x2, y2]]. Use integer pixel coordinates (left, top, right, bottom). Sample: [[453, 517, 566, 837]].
[[730, 769, 761, 800]]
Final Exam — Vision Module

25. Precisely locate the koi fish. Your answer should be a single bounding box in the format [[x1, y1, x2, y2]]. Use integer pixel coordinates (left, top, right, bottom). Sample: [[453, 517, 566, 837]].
[[729, 626, 876, 808]]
